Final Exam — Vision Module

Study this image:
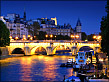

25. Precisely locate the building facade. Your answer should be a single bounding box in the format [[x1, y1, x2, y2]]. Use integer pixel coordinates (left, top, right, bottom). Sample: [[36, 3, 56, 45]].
[[0, 12, 28, 39]]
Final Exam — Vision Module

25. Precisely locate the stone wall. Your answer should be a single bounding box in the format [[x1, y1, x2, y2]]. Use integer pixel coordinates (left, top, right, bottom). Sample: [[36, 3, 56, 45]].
[[0, 47, 9, 56]]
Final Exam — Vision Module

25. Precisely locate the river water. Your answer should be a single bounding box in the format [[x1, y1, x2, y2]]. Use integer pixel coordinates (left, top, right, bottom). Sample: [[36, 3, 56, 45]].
[[0, 52, 78, 81]]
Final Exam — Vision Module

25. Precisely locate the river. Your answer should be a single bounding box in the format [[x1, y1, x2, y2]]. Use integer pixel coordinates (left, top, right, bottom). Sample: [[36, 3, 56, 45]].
[[0, 52, 77, 81]]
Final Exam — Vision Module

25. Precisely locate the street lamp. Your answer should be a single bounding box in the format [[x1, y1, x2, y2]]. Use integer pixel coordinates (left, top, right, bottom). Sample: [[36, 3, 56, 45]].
[[45, 34, 48, 40], [15, 36, 18, 40], [75, 35, 79, 39], [50, 34, 53, 40], [23, 35, 26, 40], [93, 35, 101, 42], [55, 35, 56, 40], [28, 35, 31, 40], [30, 37, 33, 40]]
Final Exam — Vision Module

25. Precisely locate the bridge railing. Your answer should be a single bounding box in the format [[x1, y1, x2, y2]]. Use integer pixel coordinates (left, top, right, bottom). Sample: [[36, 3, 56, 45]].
[[10, 40, 100, 43]]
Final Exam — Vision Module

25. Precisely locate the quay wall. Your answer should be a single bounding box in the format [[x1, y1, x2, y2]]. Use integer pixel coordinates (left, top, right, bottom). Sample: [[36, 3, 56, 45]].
[[0, 47, 9, 56]]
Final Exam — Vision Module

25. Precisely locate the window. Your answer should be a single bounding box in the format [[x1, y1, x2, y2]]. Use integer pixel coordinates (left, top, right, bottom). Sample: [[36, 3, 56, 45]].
[[21, 28, 24, 30]]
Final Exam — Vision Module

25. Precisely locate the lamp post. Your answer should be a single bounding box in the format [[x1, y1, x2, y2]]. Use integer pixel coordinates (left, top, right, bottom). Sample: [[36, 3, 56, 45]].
[[9, 36, 12, 41], [70, 35, 74, 43], [45, 34, 48, 41], [93, 35, 101, 42], [30, 37, 33, 40], [75, 35, 79, 40], [55, 35, 56, 40], [50, 34, 53, 42], [15, 36, 18, 40]]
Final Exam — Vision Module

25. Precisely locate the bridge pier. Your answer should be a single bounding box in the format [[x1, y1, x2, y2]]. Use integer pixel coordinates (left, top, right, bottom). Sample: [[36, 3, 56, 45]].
[[24, 47, 30, 55], [71, 46, 77, 55], [46, 47, 54, 55]]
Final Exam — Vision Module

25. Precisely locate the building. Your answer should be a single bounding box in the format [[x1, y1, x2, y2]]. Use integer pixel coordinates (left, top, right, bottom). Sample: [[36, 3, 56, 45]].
[[0, 11, 29, 39], [73, 18, 82, 40], [56, 24, 72, 36]]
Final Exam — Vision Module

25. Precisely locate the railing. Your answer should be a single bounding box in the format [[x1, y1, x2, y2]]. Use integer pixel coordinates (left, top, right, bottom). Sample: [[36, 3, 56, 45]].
[[10, 40, 100, 43]]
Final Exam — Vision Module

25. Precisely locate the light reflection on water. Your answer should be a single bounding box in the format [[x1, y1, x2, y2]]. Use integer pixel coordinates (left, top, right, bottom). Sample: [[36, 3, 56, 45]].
[[1, 53, 76, 81]]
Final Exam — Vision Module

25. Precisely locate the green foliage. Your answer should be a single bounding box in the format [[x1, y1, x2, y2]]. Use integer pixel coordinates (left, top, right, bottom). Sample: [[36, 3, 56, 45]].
[[41, 20, 46, 24], [100, 1, 109, 56], [56, 35, 71, 40], [81, 32, 87, 41], [0, 20, 10, 47], [36, 31, 47, 40], [87, 34, 94, 41], [33, 22, 40, 36]]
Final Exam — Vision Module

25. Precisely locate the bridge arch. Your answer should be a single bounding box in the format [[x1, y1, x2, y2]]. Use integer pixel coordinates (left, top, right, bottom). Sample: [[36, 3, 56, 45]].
[[52, 45, 71, 54], [11, 48, 25, 55], [79, 46, 94, 51], [30, 46, 47, 55]]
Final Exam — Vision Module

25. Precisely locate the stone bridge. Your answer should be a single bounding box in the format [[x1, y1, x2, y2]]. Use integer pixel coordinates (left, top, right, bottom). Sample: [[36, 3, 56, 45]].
[[7, 40, 101, 55]]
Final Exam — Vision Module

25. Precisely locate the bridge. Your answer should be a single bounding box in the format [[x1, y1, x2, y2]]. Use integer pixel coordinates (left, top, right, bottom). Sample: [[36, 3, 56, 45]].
[[7, 40, 101, 56]]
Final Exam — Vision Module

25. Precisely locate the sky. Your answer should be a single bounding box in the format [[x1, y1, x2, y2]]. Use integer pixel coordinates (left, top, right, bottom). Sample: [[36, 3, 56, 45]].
[[1, 1, 107, 35]]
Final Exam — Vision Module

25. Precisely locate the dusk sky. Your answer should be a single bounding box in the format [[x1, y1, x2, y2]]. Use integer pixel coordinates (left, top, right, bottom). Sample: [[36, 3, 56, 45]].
[[1, 1, 107, 35]]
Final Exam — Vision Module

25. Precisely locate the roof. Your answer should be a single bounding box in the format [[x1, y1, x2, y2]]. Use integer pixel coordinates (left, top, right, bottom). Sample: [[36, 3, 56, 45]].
[[76, 18, 81, 26]]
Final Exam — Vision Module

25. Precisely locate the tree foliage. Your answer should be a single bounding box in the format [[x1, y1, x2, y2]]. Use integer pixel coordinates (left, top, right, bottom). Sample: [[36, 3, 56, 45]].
[[32, 22, 40, 36], [36, 31, 47, 40], [87, 34, 94, 41], [0, 20, 10, 47], [81, 32, 87, 41], [100, 1, 109, 56]]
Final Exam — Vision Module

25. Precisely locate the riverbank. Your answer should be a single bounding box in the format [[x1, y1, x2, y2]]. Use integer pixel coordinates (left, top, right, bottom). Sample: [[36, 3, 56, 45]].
[[0, 54, 24, 60]]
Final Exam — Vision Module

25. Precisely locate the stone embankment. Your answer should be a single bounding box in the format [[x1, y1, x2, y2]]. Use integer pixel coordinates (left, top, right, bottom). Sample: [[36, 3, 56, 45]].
[[0, 47, 24, 60]]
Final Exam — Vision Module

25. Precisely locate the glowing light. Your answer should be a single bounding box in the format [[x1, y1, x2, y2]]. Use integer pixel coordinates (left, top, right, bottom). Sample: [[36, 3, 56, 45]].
[[70, 35, 74, 38], [75, 35, 79, 38], [30, 37, 33, 40], [9, 36, 12, 39], [28, 35, 31, 37], [93, 36, 96, 39], [50, 34, 53, 38], [45, 35, 48, 38], [55, 36, 56, 38], [15, 36, 18, 40]]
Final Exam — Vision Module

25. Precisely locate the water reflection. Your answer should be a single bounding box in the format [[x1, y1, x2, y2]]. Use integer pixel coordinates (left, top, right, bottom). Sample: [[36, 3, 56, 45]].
[[20, 57, 32, 81], [1, 53, 77, 81]]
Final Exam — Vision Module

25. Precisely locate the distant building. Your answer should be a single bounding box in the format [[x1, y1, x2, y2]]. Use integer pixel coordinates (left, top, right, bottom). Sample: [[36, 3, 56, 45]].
[[73, 18, 82, 40], [0, 11, 28, 39], [56, 25, 72, 36]]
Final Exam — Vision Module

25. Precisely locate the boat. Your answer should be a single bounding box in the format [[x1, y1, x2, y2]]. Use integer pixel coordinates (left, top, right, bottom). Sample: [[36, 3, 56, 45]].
[[73, 50, 94, 71], [60, 58, 75, 67]]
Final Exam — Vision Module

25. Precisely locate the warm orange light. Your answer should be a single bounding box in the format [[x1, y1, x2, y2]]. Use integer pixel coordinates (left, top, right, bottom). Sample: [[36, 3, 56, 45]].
[[50, 34, 53, 38], [55, 36, 56, 38], [93, 36, 96, 39], [9, 36, 12, 39], [75, 35, 79, 38], [45, 35, 48, 38], [23, 37, 26, 40], [70, 35, 74, 38], [23, 35, 26, 38], [15, 36, 18, 40], [28, 35, 30, 37], [97, 36, 101, 39], [30, 37, 33, 40]]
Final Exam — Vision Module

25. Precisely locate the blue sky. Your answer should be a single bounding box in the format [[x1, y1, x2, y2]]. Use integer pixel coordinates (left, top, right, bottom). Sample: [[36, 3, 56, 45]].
[[1, 1, 107, 35]]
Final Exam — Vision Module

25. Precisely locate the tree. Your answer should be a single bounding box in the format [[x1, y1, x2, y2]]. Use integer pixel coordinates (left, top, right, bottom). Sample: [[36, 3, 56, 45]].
[[31, 22, 40, 37], [81, 32, 87, 41], [37, 31, 47, 40], [100, 1, 109, 57], [0, 20, 10, 47], [87, 34, 94, 41]]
